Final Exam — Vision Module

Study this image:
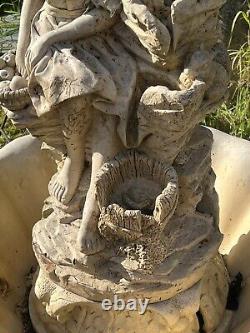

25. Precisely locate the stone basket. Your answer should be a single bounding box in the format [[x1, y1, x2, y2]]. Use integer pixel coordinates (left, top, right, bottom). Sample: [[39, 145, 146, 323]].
[[96, 150, 179, 243], [0, 86, 30, 111]]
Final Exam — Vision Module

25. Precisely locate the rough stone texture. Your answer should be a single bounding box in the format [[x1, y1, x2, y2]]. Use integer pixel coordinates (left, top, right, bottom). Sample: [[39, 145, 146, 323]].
[[31, 202, 221, 303], [29, 257, 229, 333], [0, 130, 250, 332], [29, 272, 201, 333], [0, 0, 234, 332]]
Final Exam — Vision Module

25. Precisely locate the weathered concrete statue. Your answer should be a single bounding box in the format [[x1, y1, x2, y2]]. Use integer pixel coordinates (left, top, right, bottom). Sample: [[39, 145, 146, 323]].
[[0, 0, 232, 332]]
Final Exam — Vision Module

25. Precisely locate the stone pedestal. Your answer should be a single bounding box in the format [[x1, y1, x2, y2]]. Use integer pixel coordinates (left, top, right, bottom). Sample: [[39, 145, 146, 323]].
[[29, 147, 230, 333], [28, 123, 232, 332], [29, 253, 230, 333]]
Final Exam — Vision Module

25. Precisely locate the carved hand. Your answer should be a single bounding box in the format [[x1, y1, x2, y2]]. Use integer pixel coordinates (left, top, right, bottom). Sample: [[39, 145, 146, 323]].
[[26, 34, 53, 72], [16, 48, 28, 78]]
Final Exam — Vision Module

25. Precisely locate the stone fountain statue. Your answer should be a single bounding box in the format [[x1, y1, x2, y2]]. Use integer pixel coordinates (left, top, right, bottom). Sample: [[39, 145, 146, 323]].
[[0, 0, 232, 332]]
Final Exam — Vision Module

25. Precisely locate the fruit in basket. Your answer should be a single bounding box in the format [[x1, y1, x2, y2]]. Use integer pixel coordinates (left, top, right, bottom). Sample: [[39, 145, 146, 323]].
[[0, 67, 15, 81], [0, 81, 11, 90], [1, 52, 16, 68], [0, 51, 30, 111], [10, 76, 27, 91], [0, 52, 27, 93]]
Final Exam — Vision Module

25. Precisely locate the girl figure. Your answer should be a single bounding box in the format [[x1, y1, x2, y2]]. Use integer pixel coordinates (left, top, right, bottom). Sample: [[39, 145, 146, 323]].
[[16, 0, 171, 254]]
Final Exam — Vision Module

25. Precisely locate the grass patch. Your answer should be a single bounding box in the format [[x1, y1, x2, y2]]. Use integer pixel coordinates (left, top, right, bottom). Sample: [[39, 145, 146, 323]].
[[0, 112, 26, 148], [0, 12, 20, 53], [0, 1, 22, 15], [205, 3, 250, 140]]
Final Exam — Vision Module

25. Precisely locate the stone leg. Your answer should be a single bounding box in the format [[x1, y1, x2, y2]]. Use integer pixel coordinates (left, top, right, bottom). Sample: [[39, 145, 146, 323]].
[[77, 110, 123, 254], [50, 97, 92, 204]]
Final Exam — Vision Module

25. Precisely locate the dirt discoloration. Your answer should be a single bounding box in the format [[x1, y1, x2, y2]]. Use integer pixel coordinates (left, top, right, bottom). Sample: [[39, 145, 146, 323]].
[[0, 277, 9, 297], [16, 267, 36, 333]]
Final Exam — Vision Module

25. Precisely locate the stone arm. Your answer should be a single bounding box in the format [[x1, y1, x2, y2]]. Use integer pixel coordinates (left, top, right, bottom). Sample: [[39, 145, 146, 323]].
[[16, 0, 44, 76], [46, 8, 118, 44], [27, 8, 119, 70]]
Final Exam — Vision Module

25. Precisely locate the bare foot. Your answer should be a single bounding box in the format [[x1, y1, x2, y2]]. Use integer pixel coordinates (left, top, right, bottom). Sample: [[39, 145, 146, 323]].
[[77, 225, 104, 255], [50, 157, 83, 204], [77, 200, 105, 255]]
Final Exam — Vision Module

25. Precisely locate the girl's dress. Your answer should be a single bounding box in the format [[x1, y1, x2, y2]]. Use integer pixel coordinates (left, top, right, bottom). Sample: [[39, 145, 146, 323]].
[[27, 0, 171, 146]]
